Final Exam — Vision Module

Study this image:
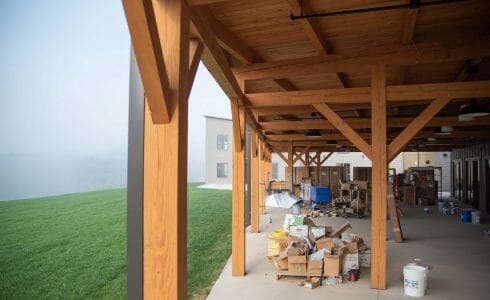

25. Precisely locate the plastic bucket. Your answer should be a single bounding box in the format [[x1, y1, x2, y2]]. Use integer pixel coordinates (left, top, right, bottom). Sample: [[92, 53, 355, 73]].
[[461, 209, 472, 223], [403, 265, 428, 297], [438, 201, 445, 214], [472, 211, 481, 224]]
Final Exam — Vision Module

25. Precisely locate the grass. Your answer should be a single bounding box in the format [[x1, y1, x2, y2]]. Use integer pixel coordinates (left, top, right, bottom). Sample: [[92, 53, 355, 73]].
[[0, 183, 232, 299]]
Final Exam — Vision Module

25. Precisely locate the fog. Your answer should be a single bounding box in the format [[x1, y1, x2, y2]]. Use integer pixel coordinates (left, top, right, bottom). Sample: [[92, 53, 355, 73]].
[[0, 1, 230, 200]]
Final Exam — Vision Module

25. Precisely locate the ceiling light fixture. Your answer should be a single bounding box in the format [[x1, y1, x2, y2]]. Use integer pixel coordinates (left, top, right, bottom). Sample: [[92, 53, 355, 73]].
[[458, 98, 489, 120], [434, 125, 453, 135], [306, 129, 322, 138]]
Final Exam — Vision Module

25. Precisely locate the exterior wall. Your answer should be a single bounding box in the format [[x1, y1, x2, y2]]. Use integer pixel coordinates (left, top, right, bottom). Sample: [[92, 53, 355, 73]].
[[402, 152, 451, 192], [205, 116, 233, 185], [271, 153, 287, 181], [452, 143, 490, 217]]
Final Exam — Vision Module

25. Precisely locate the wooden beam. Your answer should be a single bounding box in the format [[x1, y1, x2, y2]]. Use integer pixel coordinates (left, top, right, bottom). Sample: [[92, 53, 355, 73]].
[[185, 38, 204, 100], [140, 0, 189, 298], [233, 36, 490, 81], [401, 8, 418, 45], [370, 64, 387, 290], [122, 0, 172, 123], [313, 103, 373, 159], [320, 152, 334, 165], [287, 141, 294, 192], [259, 115, 490, 131], [232, 119, 246, 276], [270, 147, 288, 164], [259, 140, 266, 214], [189, 6, 247, 105], [250, 128, 259, 233], [246, 80, 490, 107], [388, 97, 452, 161], [454, 59, 483, 82], [230, 98, 243, 151], [187, 0, 231, 6]]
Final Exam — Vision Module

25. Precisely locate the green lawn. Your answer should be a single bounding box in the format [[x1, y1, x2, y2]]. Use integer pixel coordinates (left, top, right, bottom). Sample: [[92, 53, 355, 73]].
[[0, 183, 231, 299]]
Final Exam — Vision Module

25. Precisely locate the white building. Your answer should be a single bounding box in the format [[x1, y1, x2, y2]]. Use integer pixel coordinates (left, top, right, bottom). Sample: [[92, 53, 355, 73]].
[[203, 116, 408, 186]]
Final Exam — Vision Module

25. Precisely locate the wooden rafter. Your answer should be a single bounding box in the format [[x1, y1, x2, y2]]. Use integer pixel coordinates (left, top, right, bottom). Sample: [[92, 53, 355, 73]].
[[233, 37, 490, 81], [320, 152, 333, 165], [313, 103, 373, 159]]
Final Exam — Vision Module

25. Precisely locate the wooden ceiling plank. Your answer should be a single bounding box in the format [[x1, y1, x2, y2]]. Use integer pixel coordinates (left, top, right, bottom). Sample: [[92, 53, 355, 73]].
[[313, 103, 373, 159]]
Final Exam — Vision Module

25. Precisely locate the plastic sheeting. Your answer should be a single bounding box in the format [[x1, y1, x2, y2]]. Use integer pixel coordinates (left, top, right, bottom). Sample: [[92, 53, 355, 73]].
[[265, 191, 301, 208]]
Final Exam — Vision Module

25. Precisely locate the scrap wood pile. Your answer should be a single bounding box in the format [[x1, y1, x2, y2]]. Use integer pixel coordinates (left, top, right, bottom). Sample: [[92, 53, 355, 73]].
[[268, 215, 370, 288]]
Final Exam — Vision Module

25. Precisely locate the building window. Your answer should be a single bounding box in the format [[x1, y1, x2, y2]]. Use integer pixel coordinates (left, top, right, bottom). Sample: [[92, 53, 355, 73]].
[[217, 134, 229, 150], [272, 163, 279, 180], [217, 163, 229, 178]]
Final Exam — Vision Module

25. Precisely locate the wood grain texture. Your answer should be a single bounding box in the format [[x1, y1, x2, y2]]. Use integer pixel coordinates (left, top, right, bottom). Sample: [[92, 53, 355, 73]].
[[250, 128, 259, 233], [287, 141, 294, 192], [232, 112, 246, 276], [313, 103, 373, 159], [370, 64, 387, 290], [122, 0, 172, 123], [388, 97, 452, 160]]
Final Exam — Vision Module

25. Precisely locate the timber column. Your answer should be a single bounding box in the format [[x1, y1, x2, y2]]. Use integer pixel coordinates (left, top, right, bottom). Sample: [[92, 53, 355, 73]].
[[250, 128, 259, 233], [370, 63, 388, 290], [231, 98, 246, 276]]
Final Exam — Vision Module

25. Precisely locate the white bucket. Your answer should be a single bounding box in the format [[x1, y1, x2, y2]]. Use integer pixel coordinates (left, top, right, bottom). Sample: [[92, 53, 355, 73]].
[[403, 264, 428, 297], [472, 211, 481, 224], [437, 201, 445, 213]]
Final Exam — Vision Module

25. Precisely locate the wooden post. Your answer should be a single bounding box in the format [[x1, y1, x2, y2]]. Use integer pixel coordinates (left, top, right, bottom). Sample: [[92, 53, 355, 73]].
[[287, 141, 294, 192], [305, 149, 310, 178], [259, 141, 266, 214], [371, 63, 387, 290], [250, 128, 259, 233], [231, 99, 246, 276]]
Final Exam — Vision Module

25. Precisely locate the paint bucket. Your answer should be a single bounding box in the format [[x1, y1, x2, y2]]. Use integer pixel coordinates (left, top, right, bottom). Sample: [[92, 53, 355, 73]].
[[471, 211, 481, 224], [438, 201, 445, 214], [442, 207, 450, 215], [291, 203, 302, 215], [461, 209, 472, 223], [403, 264, 428, 297]]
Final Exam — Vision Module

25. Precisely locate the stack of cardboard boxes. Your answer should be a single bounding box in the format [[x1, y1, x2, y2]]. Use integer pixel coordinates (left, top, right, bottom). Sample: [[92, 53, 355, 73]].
[[271, 219, 371, 288]]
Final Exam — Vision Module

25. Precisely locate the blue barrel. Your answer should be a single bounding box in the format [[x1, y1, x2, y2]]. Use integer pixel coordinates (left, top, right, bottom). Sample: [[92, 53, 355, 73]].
[[310, 186, 331, 203], [461, 209, 472, 223]]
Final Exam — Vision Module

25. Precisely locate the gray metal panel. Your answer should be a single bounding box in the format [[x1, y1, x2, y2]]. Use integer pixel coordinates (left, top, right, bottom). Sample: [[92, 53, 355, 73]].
[[127, 47, 144, 300]]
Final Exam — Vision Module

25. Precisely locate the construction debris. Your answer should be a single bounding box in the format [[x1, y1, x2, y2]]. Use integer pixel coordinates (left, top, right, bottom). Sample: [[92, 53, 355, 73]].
[[270, 217, 370, 287]]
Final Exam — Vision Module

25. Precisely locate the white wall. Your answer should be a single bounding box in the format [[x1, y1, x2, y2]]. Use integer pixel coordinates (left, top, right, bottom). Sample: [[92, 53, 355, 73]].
[[205, 117, 233, 185]]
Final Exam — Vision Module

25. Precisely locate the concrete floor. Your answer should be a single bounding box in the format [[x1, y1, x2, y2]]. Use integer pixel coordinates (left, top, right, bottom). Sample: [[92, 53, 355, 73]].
[[207, 206, 490, 300]]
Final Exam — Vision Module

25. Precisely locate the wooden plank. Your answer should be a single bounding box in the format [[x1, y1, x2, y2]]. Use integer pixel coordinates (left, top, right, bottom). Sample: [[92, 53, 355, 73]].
[[387, 184, 404, 243], [187, 0, 231, 6], [142, 0, 189, 298], [250, 128, 259, 233], [388, 97, 452, 161], [233, 37, 490, 81], [401, 8, 418, 45], [313, 103, 373, 159], [232, 103, 246, 276], [370, 63, 387, 290], [122, 0, 172, 123], [246, 80, 490, 107]]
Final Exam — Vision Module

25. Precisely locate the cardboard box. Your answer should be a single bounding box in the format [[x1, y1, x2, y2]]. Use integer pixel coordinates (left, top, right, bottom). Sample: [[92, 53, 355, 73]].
[[342, 253, 359, 275], [310, 226, 326, 239], [289, 225, 309, 238], [359, 250, 371, 268], [304, 277, 320, 289], [316, 237, 334, 252], [324, 249, 343, 277], [273, 251, 289, 271], [288, 255, 307, 274], [307, 259, 323, 276]]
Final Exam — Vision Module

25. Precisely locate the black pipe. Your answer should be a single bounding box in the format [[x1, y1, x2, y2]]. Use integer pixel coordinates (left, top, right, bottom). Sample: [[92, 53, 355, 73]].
[[290, 0, 465, 20]]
